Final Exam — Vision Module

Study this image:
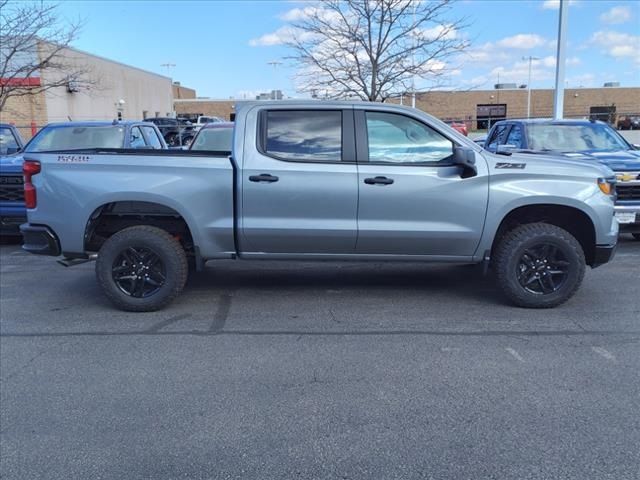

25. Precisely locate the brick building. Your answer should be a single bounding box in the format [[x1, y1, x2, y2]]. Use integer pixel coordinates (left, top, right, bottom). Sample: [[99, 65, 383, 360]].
[[174, 99, 236, 121], [173, 86, 640, 130]]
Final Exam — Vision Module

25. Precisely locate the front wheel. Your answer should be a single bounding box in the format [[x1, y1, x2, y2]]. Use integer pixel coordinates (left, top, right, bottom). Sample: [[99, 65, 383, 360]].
[[95, 226, 188, 311], [493, 223, 586, 308]]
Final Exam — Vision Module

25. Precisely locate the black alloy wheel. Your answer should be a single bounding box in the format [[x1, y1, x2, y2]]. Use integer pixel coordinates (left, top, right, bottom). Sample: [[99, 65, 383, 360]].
[[516, 243, 569, 295], [112, 246, 166, 298]]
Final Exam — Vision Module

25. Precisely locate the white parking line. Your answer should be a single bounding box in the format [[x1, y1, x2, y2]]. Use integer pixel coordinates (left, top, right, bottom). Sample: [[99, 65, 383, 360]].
[[591, 346, 617, 362], [505, 347, 525, 362]]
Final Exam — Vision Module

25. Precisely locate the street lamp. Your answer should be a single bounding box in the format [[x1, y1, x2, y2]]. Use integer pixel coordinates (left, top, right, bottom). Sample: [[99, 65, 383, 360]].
[[523, 56, 540, 118]]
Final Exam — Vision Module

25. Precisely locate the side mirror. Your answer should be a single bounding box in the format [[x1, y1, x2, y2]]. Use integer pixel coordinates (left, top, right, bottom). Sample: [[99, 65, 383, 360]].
[[631, 143, 640, 150], [452, 146, 477, 178], [6, 146, 21, 154], [496, 144, 517, 153]]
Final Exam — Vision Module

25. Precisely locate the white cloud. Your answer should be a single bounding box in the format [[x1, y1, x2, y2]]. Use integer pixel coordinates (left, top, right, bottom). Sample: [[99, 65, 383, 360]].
[[249, 26, 315, 47], [496, 34, 550, 49], [419, 24, 458, 41], [278, 6, 342, 23], [590, 30, 640, 64], [542, 0, 578, 10], [599, 6, 632, 24]]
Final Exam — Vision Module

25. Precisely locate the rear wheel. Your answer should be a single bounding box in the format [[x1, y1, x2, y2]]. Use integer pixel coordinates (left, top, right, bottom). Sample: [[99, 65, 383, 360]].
[[632, 233, 640, 241], [493, 223, 586, 308], [95, 226, 188, 311]]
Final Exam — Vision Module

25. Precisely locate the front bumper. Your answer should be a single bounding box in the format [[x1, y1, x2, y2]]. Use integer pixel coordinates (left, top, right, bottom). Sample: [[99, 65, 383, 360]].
[[19, 224, 61, 256], [591, 243, 617, 268], [614, 204, 640, 233]]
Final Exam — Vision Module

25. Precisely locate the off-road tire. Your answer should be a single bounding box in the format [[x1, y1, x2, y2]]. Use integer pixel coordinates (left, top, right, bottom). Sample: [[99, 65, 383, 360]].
[[493, 223, 586, 308], [95, 225, 188, 312]]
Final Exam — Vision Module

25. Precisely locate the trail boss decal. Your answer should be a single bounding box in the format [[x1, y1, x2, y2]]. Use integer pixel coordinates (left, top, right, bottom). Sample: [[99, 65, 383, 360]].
[[495, 162, 526, 169], [57, 155, 91, 163]]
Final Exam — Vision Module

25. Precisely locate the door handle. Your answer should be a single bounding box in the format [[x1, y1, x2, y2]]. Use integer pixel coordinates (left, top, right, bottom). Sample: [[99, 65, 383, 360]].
[[364, 176, 394, 186], [249, 173, 279, 183]]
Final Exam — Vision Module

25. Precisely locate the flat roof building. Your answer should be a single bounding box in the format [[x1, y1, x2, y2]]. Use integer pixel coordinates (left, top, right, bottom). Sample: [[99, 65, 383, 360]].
[[174, 86, 640, 131], [1, 42, 174, 139]]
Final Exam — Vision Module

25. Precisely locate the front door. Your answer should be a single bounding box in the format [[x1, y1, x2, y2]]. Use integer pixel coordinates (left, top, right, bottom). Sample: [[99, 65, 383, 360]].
[[241, 108, 358, 254], [355, 110, 489, 257]]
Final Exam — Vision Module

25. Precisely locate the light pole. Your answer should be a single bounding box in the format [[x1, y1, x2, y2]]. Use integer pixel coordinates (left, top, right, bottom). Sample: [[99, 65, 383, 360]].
[[553, 0, 569, 120], [523, 56, 539, 118]]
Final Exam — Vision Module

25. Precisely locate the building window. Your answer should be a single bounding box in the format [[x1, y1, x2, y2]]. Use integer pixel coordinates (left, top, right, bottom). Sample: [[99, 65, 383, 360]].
[[155, 111, 160, 118], [117, 111, 123, 121], [476, 104, 507, 130], [142, 111, 148, 119]]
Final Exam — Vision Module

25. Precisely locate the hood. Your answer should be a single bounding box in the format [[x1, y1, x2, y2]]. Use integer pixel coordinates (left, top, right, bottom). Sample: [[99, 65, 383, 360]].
[[491, 151, 614, 179], [0, 153, 25, 174], [554, 149, 640, 172]]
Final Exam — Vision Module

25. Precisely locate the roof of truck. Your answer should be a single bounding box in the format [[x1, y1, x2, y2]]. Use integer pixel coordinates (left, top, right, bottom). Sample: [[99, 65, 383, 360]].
[[43, 121, 147, 128], [494, 118, 607, 125]]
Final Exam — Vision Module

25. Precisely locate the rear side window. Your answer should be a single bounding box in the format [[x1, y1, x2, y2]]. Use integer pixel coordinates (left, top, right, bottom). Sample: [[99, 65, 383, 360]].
[[505, 125, 523, 147], [262, 110, 342, 162], [129, 127, 147, 148], [141, 126, 163, 149]]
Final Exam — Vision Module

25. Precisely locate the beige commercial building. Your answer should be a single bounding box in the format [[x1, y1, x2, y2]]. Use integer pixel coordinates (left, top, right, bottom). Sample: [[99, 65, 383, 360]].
[[174, 86, 640, 130], [1, 42, 174, 139]]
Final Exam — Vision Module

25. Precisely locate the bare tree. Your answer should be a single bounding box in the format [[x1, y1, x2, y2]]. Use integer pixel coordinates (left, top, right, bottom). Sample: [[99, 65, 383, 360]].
[[285, 0, 469, 102], [0, 1, 94, 111]]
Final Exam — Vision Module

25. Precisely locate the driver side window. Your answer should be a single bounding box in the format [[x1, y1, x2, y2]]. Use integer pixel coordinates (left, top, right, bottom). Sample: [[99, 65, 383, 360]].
[[365, 111, 453, 164]]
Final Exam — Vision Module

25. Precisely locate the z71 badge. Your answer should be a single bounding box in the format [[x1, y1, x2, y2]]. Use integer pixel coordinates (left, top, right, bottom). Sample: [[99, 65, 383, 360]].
[[495, 162, 526, 169]]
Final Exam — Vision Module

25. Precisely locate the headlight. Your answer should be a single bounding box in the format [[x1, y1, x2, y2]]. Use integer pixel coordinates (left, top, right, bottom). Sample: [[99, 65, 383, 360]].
[[597, 177, 616, 197]]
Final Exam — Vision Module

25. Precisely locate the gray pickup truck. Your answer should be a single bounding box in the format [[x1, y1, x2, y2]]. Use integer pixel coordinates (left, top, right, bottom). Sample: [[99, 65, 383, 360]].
[[20, 101, 618, 311]]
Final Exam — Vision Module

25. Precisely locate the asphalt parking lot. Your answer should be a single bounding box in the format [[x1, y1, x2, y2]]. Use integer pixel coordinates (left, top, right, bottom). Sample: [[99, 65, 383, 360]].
[[1, 236, 639, 479]]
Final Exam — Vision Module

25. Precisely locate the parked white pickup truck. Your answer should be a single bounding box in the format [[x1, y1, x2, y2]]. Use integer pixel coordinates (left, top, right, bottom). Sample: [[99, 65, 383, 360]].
[[20, 101, 618, 311]]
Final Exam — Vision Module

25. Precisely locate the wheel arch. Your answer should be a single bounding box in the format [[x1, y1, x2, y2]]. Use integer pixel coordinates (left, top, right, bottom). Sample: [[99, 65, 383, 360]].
[[83, 197, 200, 261], [489, 203, 597, 266]]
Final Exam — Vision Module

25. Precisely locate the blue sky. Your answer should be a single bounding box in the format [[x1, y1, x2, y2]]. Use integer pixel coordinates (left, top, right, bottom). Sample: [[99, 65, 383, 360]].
[[56, 0, 640, 98]]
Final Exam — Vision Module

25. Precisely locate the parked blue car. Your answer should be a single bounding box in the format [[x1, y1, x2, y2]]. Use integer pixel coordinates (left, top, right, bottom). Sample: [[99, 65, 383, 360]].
[[0, 123, 26, 236], [0, 121, 167, 237], [484, 118, 640, 239]]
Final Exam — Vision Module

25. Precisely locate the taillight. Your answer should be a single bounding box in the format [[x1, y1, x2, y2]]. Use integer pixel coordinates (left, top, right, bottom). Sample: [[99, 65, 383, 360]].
[[23, 160, 41, 209]]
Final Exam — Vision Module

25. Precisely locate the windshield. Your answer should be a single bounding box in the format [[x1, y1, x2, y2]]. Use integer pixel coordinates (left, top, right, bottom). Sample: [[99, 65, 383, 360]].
[[0, 127, 20, 155], [527, 123, 629, 152], [190, 127, 233, 151], [26, 125, 126, 152]]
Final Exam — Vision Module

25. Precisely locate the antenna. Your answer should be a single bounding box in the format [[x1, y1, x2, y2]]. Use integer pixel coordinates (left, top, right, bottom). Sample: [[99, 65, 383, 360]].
[[160, 62, 176, 77]]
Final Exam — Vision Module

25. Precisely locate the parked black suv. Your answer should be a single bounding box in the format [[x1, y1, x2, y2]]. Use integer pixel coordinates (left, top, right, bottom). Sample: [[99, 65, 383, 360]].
[[143, 117, 195, 147]]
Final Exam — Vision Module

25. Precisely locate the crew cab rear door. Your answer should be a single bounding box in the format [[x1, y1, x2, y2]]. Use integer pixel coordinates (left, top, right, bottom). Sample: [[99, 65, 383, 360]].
[[354, 108, 489, 257], [240, 107, 358, 254]]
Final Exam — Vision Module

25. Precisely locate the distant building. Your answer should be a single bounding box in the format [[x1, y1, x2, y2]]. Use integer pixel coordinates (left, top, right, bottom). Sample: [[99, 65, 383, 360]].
[[173, 86, 640, 129], [1, 42, 174, 139], [390, 86, 640, 130]]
